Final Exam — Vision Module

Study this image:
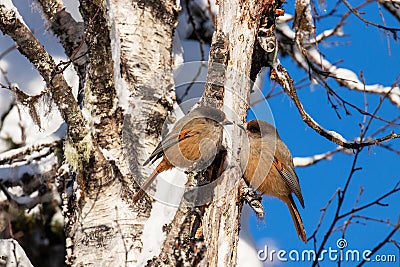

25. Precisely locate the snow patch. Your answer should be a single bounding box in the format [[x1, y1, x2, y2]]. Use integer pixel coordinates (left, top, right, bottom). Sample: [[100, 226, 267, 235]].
[[172, 32, 184, 67], [107, 1, 134, 114], [0, 239, 33, 267], [1, 1, 27, 26], [237, 205, 263, 267], [137, 168, 186, 266], [217, 215, 227, 266]]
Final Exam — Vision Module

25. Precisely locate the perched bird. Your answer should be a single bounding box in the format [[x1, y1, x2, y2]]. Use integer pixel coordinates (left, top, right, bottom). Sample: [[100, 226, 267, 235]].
[[243, 120, 306, 242], [133, 107, 232, 202]]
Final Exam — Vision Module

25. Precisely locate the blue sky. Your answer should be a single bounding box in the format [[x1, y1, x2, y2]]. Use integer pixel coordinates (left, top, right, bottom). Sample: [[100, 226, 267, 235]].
[[246, 2, 400, 266]]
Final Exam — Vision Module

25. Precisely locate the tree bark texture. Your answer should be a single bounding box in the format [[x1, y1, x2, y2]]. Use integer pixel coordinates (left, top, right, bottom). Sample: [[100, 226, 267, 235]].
[[1, 0, 275, 265], [200, 1, 272, 266], [63, 0, 178, 266]]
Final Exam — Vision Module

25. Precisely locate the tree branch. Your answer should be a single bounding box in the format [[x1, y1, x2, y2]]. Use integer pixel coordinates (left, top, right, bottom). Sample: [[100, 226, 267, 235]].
[[380, 0, 400, 24], [36, 0, 88, 104], [357, 219, 400, 267], [338, 181, 400, 219], [342, 0, 400, 34], [311, 149, 362, 266], [0, 5, 87, 144], [276, 11, 400, 108], [293, 148, 344, 167], [271, 64, 400, 149]]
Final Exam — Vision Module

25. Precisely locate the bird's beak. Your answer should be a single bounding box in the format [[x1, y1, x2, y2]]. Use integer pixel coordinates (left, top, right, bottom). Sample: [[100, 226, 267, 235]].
[[222, 120, 246, 131], [237, 123, 246, 131], [221, 119, 234, 126]]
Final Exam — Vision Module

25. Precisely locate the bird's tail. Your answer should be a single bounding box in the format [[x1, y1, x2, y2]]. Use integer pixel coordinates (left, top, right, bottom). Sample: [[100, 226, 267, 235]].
[[132, 168, 159, 202], [283, 195, 307, 243]]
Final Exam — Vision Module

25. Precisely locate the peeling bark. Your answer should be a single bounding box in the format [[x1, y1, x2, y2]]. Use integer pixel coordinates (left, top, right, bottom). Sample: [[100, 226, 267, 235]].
[[63, 0, 179, 266], [198, 1, 269, 266]]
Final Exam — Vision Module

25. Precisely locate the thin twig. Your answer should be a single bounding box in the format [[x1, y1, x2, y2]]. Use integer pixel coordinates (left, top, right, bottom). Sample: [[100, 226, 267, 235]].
[[356, 219, 400, 266], [271, 64, 400, 149]]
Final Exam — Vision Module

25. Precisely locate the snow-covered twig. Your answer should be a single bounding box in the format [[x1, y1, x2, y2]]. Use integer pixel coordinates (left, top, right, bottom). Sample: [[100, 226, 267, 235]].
[[0, 183, 52, 209], [271, 64, 400, 149], [276, 12, 400, 108], [0, 5, 87, 144], [381, 0, 400, 23], [293, 147, 345, 167], [0, 140, 59, 165], [0, 239, 33, 267]]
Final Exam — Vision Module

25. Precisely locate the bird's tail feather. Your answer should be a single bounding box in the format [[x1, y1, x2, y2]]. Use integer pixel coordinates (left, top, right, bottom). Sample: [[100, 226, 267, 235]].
[[132, 168, 159, 202], [284, 195, 307, 243]]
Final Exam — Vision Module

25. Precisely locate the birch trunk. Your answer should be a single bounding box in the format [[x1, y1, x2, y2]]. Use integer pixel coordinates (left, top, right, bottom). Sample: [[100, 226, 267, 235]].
[[200, 1, 271, 266], [65, 0, 178, 265]]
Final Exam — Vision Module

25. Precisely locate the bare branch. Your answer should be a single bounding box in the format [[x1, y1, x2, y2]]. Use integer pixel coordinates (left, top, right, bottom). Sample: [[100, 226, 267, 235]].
[[0, 5, 87, 144], [338, 181, 400, 219], [356, 219, 400, 266], [271, 64, 400, 149], [311, 149, 362, 266], [350, 215, 396, 227], [184, 0, 206, 60], [0, 43, 17, 61], [307, 148, 399, 266], [309, 189, 340, 241], [341, 0, 400, 34], [36, 0, 88, 104]]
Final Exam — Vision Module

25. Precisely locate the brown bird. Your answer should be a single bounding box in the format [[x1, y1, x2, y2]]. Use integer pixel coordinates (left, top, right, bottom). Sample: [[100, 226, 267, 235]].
[[133, 107, 232, 202], [243, 120, 306, 242]]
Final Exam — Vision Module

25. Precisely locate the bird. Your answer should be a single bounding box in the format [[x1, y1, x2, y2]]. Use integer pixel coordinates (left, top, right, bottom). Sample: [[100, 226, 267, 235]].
[[133, 106, 232, 202], [243, 120, 306, 242]]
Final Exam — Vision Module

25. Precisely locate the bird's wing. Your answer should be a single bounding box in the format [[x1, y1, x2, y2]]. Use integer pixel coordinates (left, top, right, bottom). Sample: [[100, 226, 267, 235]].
[[143, 128, 197, 166], [273, 156, 305, 208]]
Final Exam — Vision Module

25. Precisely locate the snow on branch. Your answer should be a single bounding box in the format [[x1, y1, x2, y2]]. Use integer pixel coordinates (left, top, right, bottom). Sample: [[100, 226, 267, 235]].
[[0, 4, 87, 144], [307, 49, 400, 108], [293, 147, 346, 167], [380, 0, 400, 23], [0, 140, 59, 167], [276, 12, 400, 108], [0, 142, 59, 183], [35, 0, 88, 104], [271, 64, 400, 149], [0, 183, 52, 209], [0, 139, 60, 210], [0, 239, 33, 267]]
